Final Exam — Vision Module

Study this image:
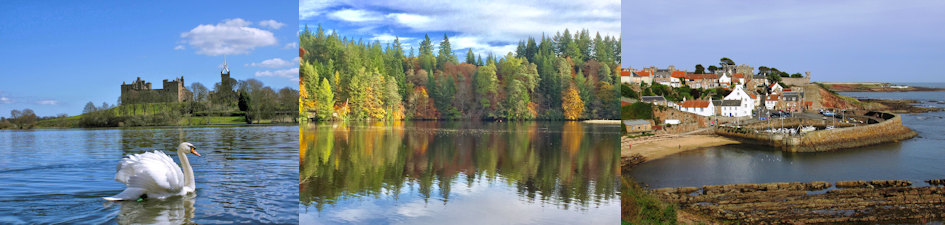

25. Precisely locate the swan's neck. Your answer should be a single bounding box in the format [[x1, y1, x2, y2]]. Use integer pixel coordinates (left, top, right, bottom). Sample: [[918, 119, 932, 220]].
[[177, 150, 196, 190]]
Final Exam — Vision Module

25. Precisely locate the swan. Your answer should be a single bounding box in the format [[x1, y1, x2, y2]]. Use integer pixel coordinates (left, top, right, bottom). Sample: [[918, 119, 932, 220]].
[[104, 142, 201, 201]]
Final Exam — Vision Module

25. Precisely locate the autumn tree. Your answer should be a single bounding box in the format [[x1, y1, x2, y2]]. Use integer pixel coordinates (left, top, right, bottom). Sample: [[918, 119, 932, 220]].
[[562, 84, 584, 120]]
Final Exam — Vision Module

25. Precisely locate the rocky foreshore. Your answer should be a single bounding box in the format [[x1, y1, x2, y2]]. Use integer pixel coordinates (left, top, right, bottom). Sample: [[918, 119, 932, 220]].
[[653, 180, 945, 224], [858, 98, 944, 113]]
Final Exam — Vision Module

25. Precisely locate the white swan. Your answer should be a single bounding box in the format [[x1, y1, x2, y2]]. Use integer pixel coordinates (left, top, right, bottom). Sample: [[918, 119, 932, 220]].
[[104, 142, 201, 201]]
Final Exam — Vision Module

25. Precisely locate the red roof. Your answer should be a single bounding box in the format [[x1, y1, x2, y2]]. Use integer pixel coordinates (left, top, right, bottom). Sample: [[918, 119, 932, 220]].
[[621, 70, 631, 77], [783, 88, 792, 92], [637, 71, 651, 77], [671, 71, 686, 78], [680, 100, 711, 108], [685, 73, 719, 80], [767, 94, 780, 101], [769, 83, 780, 88], [734, 73, 744, 79]]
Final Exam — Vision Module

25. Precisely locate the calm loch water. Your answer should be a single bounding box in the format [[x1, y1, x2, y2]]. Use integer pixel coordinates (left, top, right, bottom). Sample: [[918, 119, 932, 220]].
[[0, 125, 299, 224], [299, 121, 621, 225], [629, 88, 945, 189]]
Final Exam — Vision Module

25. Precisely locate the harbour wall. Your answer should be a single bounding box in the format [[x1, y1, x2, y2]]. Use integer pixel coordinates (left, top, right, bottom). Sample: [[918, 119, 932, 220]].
[[716, 112, 916, 152]]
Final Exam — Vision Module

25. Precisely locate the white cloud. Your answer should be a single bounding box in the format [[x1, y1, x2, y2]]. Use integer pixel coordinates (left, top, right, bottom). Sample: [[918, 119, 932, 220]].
[[330, 9, 383, 22], [387, 13, 432, 27], [451, 35, 518, 58], [369, 34, 413, 44], [249, 58, 296, 68], [255, 67, 299, 80], [283, 42, 298, 49], [304, 0, 620, 59], [258, 19, 285, 29], [174, 45, 186, 50], [36, 100, 59, 105], [180, 18, 278, 56], [0, 96, 12, 104], [299, 0, 339, 20]]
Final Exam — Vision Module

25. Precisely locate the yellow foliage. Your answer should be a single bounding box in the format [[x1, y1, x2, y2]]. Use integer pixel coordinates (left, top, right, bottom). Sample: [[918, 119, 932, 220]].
[[562, 84, 585, 120], [363, 87, 387, 120]]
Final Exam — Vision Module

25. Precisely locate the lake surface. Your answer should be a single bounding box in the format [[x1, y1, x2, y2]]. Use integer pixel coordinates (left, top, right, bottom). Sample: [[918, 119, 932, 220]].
[[299, 121, 620, 225], [0, 125, 299, 224], [629, 87, 945, 188]]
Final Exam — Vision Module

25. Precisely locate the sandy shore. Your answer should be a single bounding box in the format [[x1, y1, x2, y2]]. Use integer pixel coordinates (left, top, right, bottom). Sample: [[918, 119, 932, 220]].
[[621, 133, 740, 163], [582, 119, 621, 124]]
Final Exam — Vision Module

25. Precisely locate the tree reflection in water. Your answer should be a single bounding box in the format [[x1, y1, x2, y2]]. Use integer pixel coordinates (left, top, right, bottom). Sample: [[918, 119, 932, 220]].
[[300, 121, 619, 212]]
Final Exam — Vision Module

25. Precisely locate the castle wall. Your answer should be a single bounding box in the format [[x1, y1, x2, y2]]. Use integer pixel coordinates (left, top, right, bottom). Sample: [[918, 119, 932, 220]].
[[120, 76, 187, 104]]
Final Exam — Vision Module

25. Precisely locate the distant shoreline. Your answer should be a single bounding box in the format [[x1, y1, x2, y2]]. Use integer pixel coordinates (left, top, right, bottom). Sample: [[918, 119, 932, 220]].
[[819, 82, 945, 92]]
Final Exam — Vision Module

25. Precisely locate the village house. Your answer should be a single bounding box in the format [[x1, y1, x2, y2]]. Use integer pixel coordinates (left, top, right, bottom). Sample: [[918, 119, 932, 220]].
[[781, 91, 805, 112], [633, 71, 654, 84], [719, 73, 731, 86], [719, 100, 746, 117], [624, 119, 653, 134], [765, 94, 780, 110], [684, 73, 720, 89], [721, 85, 755, 117], [732, 73, 747, 85], [678, 98, 715, 117], [620, 70, 631, 84], [768, 83, 784, 94]]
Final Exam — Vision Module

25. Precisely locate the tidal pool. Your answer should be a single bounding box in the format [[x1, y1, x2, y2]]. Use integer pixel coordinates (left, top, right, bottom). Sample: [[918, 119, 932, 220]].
[[0, 125, 299, 224], [299, 121, 621, 225]]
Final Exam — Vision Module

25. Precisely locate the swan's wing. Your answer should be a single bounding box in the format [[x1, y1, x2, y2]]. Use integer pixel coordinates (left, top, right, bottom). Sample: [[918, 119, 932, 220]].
[[103, 186, 146, 201], [114, 151, 185, 194]]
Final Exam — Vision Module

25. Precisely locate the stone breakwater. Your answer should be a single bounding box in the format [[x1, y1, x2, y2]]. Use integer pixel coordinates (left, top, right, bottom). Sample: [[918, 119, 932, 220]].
[[653, 180, 945, 224], [716, 112, 917, 152]]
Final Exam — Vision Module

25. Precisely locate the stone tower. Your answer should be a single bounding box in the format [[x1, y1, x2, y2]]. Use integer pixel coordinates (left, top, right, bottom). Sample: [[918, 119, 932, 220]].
[[221, 56, 230, 82]]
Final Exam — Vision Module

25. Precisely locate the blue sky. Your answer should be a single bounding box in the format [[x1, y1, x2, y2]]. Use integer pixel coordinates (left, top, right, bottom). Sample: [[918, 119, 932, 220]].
[[300, 0, 620, 60], [622, 0, 945, 83], [0, 1, 298, 117]]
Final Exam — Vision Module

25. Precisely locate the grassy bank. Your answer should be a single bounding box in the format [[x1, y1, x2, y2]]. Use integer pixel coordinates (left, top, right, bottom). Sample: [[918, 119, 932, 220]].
[[183, 116, 247, 125], [622, 177, 677, 224]]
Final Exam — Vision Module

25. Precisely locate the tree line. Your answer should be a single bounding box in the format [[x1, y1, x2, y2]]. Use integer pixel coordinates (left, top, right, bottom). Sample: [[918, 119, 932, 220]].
[[78, 78, 297, 127], [300, 25, 621, 121]]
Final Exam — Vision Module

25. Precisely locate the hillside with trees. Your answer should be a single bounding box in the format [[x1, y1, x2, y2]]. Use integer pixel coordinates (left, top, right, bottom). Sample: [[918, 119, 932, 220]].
[[2, 78, 298, 129], [299, 25, 621, 121]]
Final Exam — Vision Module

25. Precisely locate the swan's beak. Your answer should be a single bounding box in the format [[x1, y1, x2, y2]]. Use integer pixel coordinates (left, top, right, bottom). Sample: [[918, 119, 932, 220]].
[[190, 146, 201, 157]]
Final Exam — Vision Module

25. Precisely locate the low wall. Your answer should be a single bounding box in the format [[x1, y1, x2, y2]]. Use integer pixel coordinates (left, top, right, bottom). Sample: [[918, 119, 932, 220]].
[[717, 112, 916, 152]]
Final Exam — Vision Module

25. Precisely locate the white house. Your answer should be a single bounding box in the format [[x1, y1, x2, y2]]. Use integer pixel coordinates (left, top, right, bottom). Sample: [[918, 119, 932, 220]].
[[620, 70, 631, 84], [765, 94, 780, 110], [721, 85, 755, 117], [719, 100, 746, 117], [678, 98, 715, 117], [768, 83, 783, 94], [719, 73, 731, 86]]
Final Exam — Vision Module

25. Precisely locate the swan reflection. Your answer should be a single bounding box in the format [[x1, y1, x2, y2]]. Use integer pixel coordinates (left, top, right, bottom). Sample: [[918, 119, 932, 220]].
[[111, 194, 195, 224]]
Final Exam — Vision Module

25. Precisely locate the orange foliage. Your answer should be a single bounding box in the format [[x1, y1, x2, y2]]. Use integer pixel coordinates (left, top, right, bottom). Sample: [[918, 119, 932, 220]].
[[410, 86, 439, 119]]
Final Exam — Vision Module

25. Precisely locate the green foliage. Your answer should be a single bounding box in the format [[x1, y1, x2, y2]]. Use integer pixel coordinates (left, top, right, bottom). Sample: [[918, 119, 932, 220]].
[[621, 83, 638, 99], [622, 177, 678, 224], [316, 78, 334, 120], [694, 64, 705, 74], [621, 102, 653, 120]]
